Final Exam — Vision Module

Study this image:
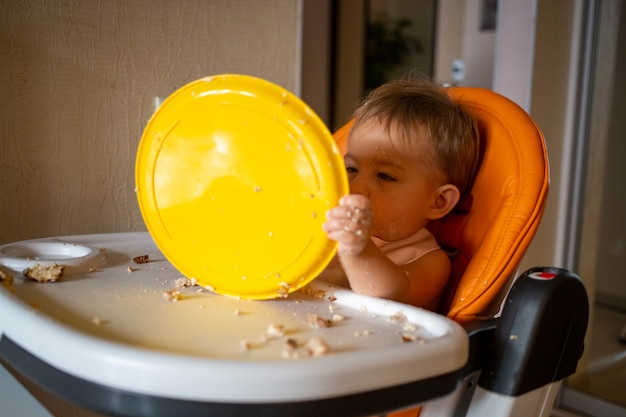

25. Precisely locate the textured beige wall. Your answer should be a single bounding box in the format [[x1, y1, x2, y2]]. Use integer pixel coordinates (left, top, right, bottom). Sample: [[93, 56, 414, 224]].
[[0, 0, 300, 244]]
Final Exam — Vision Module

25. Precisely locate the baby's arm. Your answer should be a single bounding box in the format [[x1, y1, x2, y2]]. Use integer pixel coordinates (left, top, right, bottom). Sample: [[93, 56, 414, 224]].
[[322, 195, 449, 309]]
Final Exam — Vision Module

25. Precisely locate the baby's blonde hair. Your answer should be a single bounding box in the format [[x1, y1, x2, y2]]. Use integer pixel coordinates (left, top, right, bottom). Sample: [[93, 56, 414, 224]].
[[351, 77, 480, 197]]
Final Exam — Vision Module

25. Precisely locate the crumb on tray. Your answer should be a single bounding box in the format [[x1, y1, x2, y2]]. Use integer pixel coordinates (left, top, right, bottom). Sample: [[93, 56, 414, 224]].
[[265, 323, 286, 339], [308, 314, 331, 329], [133, 254, 149, 264], [175, 277, 197, 288], [23, 263, 65, 283], [0, 268, 15, 291], [389, 311, 408, 324], [304, 337, 330, 357], [163, 289, 182, 301]]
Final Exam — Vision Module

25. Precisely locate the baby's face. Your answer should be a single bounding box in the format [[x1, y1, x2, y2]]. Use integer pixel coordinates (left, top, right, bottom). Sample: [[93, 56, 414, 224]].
[[344, 118, 442, 242]]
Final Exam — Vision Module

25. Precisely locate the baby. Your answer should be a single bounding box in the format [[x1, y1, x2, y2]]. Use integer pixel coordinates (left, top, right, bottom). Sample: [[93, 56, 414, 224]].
[[321, 77, 480, 311]]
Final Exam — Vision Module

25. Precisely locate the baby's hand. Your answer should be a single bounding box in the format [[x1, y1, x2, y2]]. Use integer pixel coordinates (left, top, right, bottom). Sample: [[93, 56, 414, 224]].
[[323, 194, 372, 256]]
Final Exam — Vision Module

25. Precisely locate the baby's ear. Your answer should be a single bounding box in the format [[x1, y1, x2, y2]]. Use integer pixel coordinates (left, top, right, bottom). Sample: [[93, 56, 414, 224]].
[[428, 184, 460, 220]]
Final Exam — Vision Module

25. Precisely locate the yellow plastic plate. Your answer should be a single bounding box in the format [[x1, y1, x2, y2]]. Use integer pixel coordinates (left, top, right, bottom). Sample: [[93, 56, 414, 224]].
[[136, 74, 348, 299]]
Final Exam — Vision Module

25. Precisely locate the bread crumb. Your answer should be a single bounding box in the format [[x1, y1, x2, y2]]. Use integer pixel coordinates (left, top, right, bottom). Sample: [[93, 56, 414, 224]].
[[401, 333, 416, 342], [331, 314, 345, 323], [265, 323, 285, 339], [133, 254, 149, 264], [305, 337, 330, 356], [234, 309, 250, 316], [403, 323, 418, 331], [88, 267, 97, 272], [240, 339, 252, 352], [163, 289, 182, 301], [127, 266, 135, 273], [313, 290, 325, 299], [0, 268, 15, 292], [308, 314, 331, 328], [175, 277, 197, 288], [281, 337, 300, 359], [284, 337, 299, 351], [389, 311, 407, 324], [23, 263, 65, 283], [277, 282, 290, 298]]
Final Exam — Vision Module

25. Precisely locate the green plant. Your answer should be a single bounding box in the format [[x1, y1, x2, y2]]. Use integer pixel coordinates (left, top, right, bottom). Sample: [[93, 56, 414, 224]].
[[365, 15, 422, 90]]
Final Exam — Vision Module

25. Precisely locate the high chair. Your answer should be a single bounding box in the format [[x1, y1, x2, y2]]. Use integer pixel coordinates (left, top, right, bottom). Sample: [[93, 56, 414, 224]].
[[332, 86, 589, 417], [0, 86, 588, 417]]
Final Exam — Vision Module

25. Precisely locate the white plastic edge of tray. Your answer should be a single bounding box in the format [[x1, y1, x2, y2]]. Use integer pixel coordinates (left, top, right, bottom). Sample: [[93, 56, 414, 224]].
[[0, 244, 468, 404]]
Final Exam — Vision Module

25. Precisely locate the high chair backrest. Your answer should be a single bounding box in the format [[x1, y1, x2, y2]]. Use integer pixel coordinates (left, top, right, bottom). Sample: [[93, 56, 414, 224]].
[[332, 87, 549, 324]]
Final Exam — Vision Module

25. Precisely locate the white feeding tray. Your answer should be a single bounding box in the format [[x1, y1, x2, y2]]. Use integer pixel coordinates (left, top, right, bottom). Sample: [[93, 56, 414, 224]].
[[0, 232, 467, 416], [0, 239, 103, 271]]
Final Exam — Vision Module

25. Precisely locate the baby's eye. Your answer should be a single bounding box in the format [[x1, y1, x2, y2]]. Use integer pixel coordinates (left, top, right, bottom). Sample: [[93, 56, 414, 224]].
[[377, 172, 397, 181], [346, 166, 358, 175]]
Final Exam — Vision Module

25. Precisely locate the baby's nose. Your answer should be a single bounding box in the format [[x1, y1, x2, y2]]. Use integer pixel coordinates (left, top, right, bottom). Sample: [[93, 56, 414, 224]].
[[349, 177, 370, 197]]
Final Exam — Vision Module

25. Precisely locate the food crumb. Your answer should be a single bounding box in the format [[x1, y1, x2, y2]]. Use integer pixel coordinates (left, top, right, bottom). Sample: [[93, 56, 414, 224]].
[[127, 266, 135, 273], [175, 277, 197, 288], [284, 337, 299, 351], [240, 339, 252, 352], [277, 282, 291, 298], [0, 268, 15, 292], [331, 314, 345, 323], [163, 289, 182, 302], [308, 314, 331, 328], [133, 254, 149, 264], [281, 338, 300, 359], [88, 267, 97, 272], [401, 333, 417, 342], [389, 311, 407, 324], [313, 290, 325, 299], [305, 337, 330, 356], [265, 323, 286, 339], [403, 323, 418, 332], [23, 263, 65, 283]]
